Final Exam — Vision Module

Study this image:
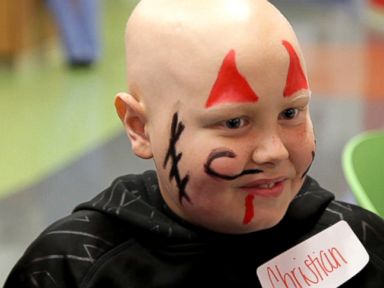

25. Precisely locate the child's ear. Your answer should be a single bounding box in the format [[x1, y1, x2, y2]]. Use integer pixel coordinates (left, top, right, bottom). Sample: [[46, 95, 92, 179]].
[[114, 92, 153, 159]]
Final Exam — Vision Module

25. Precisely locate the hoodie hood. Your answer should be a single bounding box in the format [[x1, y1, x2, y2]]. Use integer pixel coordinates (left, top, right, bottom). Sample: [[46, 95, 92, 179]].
[[75, 171, 195, 242]]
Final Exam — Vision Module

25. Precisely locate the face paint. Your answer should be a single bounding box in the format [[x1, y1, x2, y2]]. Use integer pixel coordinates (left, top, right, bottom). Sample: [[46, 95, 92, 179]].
[[163, 113, 191, 203], [204, 148, 263, 180], [301, 150, 315, 178], [243, 194, 255, 224], [205, 49, 259, 108], [282, 40, 308, 97]]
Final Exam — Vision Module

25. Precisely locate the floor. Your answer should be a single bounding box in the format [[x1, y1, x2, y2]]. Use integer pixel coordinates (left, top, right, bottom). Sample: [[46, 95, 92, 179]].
[[1, 0, 384, 284]]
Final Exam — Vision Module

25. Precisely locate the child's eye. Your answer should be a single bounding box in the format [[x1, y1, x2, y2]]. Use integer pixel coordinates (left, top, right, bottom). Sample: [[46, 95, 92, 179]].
[[224, 117, 247, 129], [280, 108, 299, 120]]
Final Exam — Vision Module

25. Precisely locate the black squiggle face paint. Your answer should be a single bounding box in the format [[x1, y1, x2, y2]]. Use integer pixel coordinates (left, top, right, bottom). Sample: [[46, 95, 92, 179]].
[[301, 150, 315, 178], [163, 113, 191, 203], [204, 148, 263, 180]]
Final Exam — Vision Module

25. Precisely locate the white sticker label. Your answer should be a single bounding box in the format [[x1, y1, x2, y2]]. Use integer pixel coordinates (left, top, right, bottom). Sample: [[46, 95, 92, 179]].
[[256, 220, 369, 288]]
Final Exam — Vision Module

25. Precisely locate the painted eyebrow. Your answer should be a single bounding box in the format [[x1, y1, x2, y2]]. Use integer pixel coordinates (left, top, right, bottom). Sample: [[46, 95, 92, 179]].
[[282, 40, 309, 97], [205, 49, 259, 108]]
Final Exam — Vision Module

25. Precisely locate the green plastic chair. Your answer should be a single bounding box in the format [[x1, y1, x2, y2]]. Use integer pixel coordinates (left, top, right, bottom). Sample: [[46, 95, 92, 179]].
[[342, 131, 384, 218]]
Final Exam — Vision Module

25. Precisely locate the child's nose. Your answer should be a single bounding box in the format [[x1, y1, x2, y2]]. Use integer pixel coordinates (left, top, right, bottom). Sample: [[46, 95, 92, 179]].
[[251, 133, 289, 168]]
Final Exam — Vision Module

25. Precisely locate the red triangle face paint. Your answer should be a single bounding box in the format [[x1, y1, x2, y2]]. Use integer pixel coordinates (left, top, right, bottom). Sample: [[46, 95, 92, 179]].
[[205, 49, 259, 108], [282, 40, 308, 97]]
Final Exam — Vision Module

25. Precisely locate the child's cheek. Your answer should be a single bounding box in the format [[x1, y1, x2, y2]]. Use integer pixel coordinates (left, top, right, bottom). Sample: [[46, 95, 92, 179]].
[[296, 137, 316, 175], [286, 126, 316, 173]]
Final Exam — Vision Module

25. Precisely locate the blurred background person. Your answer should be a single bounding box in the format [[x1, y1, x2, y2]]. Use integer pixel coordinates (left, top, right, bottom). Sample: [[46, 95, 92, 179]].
[[46, 0, 102, 67]]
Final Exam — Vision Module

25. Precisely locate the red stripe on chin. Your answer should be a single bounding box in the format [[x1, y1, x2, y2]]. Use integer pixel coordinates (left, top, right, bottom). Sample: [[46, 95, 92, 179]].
[[243, 194, 255, 224]]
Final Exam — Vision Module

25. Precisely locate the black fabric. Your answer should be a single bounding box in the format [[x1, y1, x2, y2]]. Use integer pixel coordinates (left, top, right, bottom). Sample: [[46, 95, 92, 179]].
[[4, 171, 384, 287]]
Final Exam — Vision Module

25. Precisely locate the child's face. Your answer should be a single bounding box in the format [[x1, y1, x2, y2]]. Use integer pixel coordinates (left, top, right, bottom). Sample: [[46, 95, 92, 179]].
[[147, 41, 316, 234], [122, 0, 316, 234]]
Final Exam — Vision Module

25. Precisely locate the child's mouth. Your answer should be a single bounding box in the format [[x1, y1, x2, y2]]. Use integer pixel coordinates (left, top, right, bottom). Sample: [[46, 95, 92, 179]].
[[240, 178, 286, 198]]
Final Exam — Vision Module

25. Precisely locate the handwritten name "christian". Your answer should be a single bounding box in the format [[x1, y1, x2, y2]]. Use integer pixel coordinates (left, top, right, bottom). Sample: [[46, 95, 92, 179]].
[[267, 247, 348, 287]]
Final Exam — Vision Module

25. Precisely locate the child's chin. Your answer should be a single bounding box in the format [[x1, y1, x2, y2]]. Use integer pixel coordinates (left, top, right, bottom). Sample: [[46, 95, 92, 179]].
[[234, 215, 285, 234], [206, 217, 283, 235]]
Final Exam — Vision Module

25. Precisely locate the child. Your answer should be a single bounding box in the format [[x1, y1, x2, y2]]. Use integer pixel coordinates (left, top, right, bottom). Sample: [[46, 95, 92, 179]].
[[5, 0, 383, 287]]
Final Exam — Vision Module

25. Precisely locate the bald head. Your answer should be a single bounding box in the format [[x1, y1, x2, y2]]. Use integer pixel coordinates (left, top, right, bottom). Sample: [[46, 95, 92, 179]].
[[125, 0, 306, 113]]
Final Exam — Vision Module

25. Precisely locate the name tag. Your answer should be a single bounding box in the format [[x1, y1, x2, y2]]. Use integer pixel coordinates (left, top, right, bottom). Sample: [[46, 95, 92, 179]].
[[256, 221, 369, 288]]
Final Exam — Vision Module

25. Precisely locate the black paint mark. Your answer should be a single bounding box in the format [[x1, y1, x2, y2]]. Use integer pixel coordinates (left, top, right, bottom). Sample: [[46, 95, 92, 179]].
[[302, 150, 315, 178], [163, 113, 191, 203], [204, 148, 263, 180]]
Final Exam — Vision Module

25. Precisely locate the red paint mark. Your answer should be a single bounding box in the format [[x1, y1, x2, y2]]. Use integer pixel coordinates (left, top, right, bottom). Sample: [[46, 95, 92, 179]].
[[282, 40, 308, 97], [371, 0, 384, 6], [205, 49, 259, 108], [243, 194, 255, 224]]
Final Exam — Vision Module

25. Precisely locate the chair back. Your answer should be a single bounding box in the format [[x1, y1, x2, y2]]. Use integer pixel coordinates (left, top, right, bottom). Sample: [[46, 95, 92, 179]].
[[342, 131, 384, 217]]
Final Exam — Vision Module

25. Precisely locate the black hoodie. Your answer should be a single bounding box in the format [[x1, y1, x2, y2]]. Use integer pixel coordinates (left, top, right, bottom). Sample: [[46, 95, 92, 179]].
[[4, 171, 384, 287]]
